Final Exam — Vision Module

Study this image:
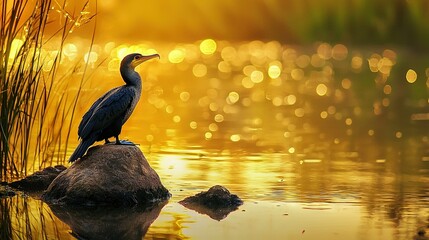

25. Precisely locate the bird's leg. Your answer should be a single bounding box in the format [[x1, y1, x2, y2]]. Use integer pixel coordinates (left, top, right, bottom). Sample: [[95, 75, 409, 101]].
[[115, 136, 121, 145], [115, 136, 136, 146], [104, 138, 111, 144]]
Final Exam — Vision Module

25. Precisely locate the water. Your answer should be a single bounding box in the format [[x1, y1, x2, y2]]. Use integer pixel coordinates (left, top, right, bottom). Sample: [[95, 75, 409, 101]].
[[2, 42, 429, 239]]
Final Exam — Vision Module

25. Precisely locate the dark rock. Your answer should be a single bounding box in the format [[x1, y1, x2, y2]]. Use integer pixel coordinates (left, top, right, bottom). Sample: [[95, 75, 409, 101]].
[[9, 165, 66, 192], [179, 185, 243, 220], [0, 186, 16, 198], [48, 200, 167, 240], [42, 145, 170, 206]]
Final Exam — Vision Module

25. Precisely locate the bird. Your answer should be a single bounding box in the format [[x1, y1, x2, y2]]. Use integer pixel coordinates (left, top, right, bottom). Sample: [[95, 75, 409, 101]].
[[68, 53, 160, 163]]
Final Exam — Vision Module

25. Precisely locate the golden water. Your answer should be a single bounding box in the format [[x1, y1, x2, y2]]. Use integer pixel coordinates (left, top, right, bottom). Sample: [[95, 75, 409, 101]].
[[2, 41, 429, 239]]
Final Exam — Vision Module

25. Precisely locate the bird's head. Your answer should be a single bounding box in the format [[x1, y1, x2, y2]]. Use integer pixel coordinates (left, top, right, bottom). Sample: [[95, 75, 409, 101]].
[[121, 53, 160, 70]]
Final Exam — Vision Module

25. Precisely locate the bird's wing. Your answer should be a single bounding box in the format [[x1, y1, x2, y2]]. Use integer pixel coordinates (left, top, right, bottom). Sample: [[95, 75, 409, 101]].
[[78, 87, 134, 139], [78, 87, 120, 138]]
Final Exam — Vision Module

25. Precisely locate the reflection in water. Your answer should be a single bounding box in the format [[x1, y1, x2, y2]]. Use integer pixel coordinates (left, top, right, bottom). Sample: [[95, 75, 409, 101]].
[[48, 201, 167, 240]]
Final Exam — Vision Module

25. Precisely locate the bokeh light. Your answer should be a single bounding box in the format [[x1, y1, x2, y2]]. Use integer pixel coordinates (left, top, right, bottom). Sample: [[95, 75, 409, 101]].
[[200, 39, 217, 55]]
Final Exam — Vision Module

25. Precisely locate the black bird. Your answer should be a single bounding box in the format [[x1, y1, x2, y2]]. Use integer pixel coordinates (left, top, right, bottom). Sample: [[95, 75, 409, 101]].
[[68, 53, 160, 162]]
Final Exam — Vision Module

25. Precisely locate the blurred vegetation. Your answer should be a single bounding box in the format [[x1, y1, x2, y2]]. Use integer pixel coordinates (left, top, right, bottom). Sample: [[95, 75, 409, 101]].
[[283, 0, 429, 48], [102, 0, 429, 48]]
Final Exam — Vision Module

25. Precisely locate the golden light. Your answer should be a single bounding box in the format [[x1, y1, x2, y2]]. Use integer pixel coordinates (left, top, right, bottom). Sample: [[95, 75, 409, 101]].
[[179, 91, 190, 102], [209, 123, 218, 131], [406, 69, 417, 83], [345, 118, 353, 126], [189, 121, 198, 129], [117, 46, 130, 59], [84, 51, 98, 64], [173, 115, 181, 123], [395, 131, 402, 139], [9, 39, 23, 59], [382, 98, 390, 107], [351, 55, 363, 70], [168, 48, 186, 63], [221, 46, 237, 61], [218, 61, 231, 73], [317, 43, 332, 60], [146, 135, 154, 142], [230, 134, 241, 142], [332, 44, 348, 60], [316, 83, 328, 96], [209, 102, 219, 111], [200, 39, 217, 55], [296, 55, 310, 68], [368, 54, 381, 72], [341, 78, 352, 89], [327, 106, 336, 115], [284, 95, 297, 105], [250, 70, 264, 83], [272, 97, 283, 106], [193, 64, 207, 77], [226, 91, 240, 104], [108, 58, 120, 71], [383, 85, 392, 94], [205, 132, 213, 139], [311, 54, 325, 67], [291, 69, 304, 80], [320, 111, 328, 119], [63, 43, 78, 60], [294, 108, 305, 117], [288, 147, 295, 154], [243, 65, 257, 76], [268, 64, 281, 79], [165, 105, 174, 113], [214, 114, 224, 122], [241, 77, 254, 88]]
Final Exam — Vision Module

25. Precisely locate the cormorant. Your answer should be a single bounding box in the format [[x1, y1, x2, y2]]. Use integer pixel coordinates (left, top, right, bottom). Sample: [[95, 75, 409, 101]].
[[68, 53, 160, 163]]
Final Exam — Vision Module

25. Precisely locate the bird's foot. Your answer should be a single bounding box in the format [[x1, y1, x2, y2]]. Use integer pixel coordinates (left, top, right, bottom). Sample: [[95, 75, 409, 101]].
[[115, 140, 137, 146]]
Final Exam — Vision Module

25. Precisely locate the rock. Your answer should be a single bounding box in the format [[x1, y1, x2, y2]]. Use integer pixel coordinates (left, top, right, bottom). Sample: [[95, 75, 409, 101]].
[[48, 200, 167, 240], [9, 165, 66, 191], [0, 185, 16, 198], [179, 185, 243, 220], [42, 145, 170, 206]]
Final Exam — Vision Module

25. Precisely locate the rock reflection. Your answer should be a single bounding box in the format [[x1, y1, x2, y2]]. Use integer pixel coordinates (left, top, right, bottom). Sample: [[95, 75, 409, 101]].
[[48, 201, 167, 240]]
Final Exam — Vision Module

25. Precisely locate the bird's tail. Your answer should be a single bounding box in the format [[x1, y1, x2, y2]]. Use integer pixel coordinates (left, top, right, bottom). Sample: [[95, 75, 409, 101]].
[[68, 137, 96, 163]]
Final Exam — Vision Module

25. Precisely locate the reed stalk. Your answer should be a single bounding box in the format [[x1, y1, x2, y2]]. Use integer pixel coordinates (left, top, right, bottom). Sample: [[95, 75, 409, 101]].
[[0, 0, 95, 180]]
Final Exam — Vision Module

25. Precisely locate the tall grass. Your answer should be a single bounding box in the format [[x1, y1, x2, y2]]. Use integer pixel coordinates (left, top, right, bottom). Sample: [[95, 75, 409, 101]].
[[0, 0, 96, 181]]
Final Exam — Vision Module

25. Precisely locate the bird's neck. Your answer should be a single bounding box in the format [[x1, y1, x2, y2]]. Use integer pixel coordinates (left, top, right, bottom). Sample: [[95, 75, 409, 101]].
[[120, 68, 142, 88]]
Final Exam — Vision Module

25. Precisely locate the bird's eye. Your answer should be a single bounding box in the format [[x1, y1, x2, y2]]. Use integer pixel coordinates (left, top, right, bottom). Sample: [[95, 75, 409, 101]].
[[134, 55, 141, 60]]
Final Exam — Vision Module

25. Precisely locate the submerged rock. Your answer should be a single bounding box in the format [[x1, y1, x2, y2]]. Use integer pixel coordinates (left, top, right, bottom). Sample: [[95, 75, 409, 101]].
[[42, 145, 170, 206], [9, 165, 66, 192], [179, 185, 243, 220]]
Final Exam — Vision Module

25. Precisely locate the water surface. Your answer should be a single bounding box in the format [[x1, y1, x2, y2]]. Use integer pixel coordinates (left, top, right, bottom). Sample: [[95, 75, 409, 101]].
[[2, 42, 429, 239]]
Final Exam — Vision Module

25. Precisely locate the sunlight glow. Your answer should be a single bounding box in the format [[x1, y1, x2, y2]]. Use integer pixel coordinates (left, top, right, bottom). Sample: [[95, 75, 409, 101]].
[[168, 49, 185, 63], [316, 84, 328, 96], [200, 39, 217, 55], [9, 39, 23, 59], [268, 64, 282, 79], [406, 69, 417, 83], [193, 64, 207, 77], [250, 70, 264, 83]]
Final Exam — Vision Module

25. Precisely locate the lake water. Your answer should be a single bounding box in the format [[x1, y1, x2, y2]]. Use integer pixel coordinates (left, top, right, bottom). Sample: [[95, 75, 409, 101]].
[[1, 41, 429, 239]]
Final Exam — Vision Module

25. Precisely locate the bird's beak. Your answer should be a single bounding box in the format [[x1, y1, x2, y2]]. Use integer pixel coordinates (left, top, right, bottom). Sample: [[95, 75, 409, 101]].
[[133, 53, 160, 67]]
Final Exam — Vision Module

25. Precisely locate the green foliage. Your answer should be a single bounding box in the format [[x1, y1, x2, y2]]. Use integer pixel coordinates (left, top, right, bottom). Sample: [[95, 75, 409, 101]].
[[283, 0, 429, 47]]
